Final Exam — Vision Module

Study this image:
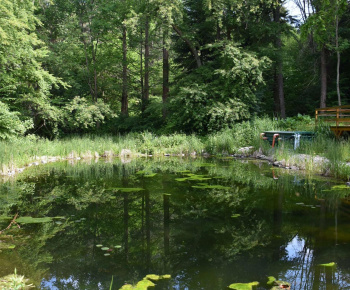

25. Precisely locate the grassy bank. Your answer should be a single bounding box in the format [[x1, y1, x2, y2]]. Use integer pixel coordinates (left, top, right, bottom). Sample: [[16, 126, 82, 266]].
[[1, 116, 350, 180]]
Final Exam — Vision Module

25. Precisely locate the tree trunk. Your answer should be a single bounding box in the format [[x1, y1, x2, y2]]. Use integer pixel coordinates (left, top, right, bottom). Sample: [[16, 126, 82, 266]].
[[92, 41, 98, 102], [172, 24, 202, 68], [162, 37, 169, 119], [140, 29, 144, 103], [336, 14, 341, 106], [320, 45, 327, 108], [273, 4, 286, 119], [121, 24, 128, 116], [143, 14, 150, 113]]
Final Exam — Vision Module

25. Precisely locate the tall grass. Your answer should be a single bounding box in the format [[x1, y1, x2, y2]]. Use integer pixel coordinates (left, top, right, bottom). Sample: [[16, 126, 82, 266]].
[[2, 115, 350, 180]]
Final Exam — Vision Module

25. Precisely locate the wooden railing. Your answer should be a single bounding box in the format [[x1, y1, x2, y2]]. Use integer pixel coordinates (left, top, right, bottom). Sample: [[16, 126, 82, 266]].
[[315, 105, 350, 137]]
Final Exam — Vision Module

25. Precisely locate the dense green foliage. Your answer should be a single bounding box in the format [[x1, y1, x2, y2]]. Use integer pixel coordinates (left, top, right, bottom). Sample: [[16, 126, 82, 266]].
[[0, 0, 349, 138]]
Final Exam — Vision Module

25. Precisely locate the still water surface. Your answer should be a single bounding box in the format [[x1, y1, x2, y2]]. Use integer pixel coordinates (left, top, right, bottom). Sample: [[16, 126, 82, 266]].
[[0, 157, 350, 289]]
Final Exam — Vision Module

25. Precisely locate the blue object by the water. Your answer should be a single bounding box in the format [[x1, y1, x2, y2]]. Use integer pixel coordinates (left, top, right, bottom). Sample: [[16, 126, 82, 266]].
[[263, 131, 314, 149]]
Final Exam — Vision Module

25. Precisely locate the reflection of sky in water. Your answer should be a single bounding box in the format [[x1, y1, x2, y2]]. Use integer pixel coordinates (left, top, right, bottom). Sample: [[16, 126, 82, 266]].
[[41, 276, 97, 290], [286, 235, 307, 260]]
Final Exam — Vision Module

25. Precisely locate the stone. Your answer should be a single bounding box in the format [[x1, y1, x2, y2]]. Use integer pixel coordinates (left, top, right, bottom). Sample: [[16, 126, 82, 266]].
[[120, 149, 132, 157]]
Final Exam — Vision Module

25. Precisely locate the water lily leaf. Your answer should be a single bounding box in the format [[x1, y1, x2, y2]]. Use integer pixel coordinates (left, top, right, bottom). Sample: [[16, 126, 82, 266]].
[[96, 244, 103, 247], [101, 247, 109, 251], [104, 253, 110, 256], [114, 245, 122, 249], [17, 217, 52, 224], [228, 281, 259, 290], [319, 262, 336, 267], [231, 214, 241, 218], [267, 276, 276, 286], [136, 279, 155, 288], [145, 274, 160, 281]]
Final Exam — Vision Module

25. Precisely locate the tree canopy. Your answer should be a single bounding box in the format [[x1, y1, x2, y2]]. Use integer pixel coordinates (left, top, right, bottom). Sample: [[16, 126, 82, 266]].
[[0, 0, 349, 138]]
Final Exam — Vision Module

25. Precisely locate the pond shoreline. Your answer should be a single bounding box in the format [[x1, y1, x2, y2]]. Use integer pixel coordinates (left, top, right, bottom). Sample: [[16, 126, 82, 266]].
[[2, 145, 347, 184], [235, 146, 350, 182]]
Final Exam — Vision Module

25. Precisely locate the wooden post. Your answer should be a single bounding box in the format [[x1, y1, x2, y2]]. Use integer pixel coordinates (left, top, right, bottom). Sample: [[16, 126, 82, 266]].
[[336, 107, 339, 127]]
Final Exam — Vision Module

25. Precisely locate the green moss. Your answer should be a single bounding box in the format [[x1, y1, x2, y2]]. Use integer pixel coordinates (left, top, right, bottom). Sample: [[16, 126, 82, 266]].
[[228, 281, 259, 290]]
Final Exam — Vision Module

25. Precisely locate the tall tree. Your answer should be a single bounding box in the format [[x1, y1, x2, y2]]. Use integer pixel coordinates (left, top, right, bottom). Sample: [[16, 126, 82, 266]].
[[301, 0, 347, 107], [0, 0, 64, 136]]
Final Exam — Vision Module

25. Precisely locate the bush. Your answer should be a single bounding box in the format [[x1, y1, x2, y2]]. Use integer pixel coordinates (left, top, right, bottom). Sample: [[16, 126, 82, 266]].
[[0, 101, 33, 140]]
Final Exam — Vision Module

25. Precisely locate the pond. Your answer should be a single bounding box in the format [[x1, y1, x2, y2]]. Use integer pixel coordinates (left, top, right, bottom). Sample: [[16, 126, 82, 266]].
[[0, 157, 350, 289]]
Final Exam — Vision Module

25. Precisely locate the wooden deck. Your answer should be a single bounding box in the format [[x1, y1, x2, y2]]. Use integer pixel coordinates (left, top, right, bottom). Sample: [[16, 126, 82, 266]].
[[315, 105, 350, 137]]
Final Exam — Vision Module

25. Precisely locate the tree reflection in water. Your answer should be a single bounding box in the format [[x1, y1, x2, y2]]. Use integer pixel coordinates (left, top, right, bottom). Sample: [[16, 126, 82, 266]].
[[0, 157, 349, 289]]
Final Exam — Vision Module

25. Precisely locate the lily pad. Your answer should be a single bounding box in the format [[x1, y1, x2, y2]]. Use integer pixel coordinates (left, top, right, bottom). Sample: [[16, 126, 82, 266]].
[[121, 279, 155, 289], [101, 247, 109, 251], [231, 214, 241, 218], [267, 276, 276, 286], [145, 274, 160, 281], [319, 262, 336, 267], [96, 244, 103, 247], [228, 281, 259, 290], [104, 253, 110, 256], [17, 217, 52, 224], [114, 245, 122, 249]]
